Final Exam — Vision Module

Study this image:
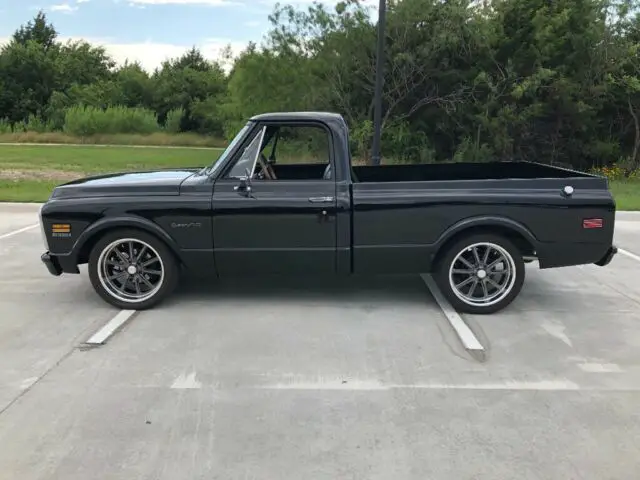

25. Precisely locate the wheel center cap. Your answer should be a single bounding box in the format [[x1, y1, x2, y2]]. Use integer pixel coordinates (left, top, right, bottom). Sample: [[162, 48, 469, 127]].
[[127, 265, 138, 275], [477, 269, 487, 279]]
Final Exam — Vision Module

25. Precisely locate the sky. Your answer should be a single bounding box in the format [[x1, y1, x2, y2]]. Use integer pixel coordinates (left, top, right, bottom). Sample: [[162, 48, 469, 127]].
[[0, 0, 377, 72]]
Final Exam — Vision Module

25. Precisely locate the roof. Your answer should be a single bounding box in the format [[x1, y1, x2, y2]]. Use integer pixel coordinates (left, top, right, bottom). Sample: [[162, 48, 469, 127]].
[[249, 111, 345, 122]]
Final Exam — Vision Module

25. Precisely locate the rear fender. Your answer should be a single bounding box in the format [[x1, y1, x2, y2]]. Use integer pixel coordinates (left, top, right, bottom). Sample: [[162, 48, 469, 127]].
[[432, 216, 539, 262]]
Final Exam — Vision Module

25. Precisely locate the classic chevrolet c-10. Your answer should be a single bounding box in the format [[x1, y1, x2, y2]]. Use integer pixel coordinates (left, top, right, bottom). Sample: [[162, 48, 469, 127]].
[[39, 111, 617, 313]]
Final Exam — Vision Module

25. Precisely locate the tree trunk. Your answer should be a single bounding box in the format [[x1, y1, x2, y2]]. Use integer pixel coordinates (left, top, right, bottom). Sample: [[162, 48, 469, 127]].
[[628, 97, 640, 176]]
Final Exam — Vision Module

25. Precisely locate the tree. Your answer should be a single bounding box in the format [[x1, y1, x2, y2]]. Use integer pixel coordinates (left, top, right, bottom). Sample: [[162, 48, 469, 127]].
[[0, 40, 58, 123], [151, 48, 228, 133], [1, 0, 639, 174], [56, 40, 116, 90], [12, 11, 57, 51]]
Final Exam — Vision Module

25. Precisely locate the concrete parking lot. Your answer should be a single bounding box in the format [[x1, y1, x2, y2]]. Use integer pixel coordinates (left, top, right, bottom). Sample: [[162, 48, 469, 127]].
[[0, 203, 639, 480]]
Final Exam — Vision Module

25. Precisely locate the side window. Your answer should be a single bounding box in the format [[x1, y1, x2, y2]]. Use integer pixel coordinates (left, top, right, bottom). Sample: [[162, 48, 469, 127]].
[[269, 125, 331, 167], [226, 126, 266, 179], [225, 123, 333, 181]]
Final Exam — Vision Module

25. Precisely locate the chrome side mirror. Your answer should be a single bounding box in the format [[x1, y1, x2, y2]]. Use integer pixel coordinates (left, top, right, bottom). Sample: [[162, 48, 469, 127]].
[[233, 168, 252, 196]]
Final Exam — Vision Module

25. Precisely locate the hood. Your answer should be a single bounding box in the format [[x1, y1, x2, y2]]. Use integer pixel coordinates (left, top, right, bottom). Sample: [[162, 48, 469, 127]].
[[50, 168, 200, 199]]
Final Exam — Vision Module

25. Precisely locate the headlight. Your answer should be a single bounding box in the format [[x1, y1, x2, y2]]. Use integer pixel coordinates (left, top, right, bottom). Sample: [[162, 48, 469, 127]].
[[39, 204, 49, 251]]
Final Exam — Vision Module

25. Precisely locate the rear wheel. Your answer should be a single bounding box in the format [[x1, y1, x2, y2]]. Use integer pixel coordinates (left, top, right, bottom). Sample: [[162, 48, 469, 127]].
[[434, 233, 525, 314], [88, 229, 179, 310]]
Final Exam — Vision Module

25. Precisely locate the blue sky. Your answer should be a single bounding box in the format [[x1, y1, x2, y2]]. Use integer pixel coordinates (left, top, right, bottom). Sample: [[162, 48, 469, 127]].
[[0, 0, 370, 71]]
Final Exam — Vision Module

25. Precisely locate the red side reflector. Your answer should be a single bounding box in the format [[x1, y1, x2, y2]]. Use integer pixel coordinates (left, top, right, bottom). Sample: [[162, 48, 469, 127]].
[[583, 218, 603, 229]]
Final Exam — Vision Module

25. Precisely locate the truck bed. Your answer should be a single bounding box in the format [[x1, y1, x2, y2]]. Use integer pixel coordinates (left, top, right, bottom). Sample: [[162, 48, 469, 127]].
[[351, 161, 596, 183], [349, 159, 615, 276]]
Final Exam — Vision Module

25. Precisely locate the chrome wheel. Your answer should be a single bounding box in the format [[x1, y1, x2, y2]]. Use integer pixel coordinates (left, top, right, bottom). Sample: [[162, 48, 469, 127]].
[[97, 238, 165, 304], [448, 242, 517, 308]]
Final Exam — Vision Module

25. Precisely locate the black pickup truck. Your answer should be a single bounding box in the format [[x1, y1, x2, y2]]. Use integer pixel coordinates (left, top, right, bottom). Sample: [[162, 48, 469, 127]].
[[39, 111, 617, 314]]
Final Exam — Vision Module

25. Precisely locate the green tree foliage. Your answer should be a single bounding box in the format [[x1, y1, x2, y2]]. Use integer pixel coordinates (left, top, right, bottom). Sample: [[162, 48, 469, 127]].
[[151, 50, 227, 135], [0, 38, 58, 123], [1, 3, 639, 172], [12, 11, 57, 51]]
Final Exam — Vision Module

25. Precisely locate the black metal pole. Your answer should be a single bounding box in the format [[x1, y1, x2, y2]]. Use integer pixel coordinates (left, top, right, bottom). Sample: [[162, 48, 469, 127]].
[[371, 0, 386, 166]]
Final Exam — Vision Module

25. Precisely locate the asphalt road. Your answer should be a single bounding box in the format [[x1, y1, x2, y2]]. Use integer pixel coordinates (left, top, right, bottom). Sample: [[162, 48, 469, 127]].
[[0, 204, 639, 480]]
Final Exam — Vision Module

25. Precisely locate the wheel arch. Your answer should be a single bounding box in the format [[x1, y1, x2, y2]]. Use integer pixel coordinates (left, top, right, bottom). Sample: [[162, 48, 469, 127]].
[[74, 216, 183, 266], [432, 216, 538, 268]]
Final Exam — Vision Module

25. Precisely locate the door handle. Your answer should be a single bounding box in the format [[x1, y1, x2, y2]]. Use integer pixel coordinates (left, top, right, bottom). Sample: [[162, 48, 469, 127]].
[[308, 196, 335, 203]]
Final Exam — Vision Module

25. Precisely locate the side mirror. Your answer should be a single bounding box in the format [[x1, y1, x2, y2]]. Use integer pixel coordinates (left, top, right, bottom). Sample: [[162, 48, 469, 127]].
[[233, 168, 252, 196]]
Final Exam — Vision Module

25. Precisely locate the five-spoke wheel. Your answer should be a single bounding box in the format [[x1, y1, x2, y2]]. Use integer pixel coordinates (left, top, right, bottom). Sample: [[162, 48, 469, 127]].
[[434, 233, 525, 314], [89, 229, 178, 310]]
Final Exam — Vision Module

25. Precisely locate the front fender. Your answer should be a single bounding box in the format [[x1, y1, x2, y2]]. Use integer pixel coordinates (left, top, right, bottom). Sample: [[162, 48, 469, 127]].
[[70, 215, 183, 264]]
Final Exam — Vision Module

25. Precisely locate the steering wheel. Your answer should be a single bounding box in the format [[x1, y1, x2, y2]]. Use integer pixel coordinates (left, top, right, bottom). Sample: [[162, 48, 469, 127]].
[[259, 153, 277, 180]]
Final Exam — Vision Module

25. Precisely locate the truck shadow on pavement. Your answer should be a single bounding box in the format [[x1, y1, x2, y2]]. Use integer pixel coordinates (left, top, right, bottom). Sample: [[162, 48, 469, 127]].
[[166, 273, 438, 309]]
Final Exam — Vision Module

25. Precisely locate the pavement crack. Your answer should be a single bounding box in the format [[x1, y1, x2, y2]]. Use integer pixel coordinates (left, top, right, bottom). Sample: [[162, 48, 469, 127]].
[[577, 265, 640, 307], [0, 341, 77, 418]]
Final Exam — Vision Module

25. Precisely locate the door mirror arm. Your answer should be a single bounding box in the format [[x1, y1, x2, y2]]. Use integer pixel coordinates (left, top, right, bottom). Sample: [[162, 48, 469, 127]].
[[233, 168, 253, 196]]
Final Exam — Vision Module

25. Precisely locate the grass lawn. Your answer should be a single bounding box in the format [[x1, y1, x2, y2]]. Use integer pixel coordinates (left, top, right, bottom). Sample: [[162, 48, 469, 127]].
[[0, 144, 638, 209], [0, 131, 226, 148], [609, 180, 640, 211], [0, 144, 223, 202]]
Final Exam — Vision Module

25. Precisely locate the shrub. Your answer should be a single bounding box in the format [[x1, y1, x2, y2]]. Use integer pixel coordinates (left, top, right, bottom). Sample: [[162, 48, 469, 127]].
[[0, 119, 12, 134], [63, 105, 160, 136], [164, 108, 183, 133], [23, 114, 55, 133], [590, 162, 639, 180]]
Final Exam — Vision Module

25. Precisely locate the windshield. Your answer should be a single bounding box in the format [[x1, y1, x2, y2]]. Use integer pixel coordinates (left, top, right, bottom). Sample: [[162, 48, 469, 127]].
[[200, 122, 252, 176]]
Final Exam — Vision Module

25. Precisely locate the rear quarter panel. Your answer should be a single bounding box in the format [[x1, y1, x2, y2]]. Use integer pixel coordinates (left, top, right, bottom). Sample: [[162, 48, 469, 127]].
[[351, 177, 615, 273]]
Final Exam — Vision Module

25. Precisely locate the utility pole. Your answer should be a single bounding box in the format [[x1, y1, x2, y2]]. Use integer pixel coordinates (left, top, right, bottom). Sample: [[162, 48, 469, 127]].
[[371, 0, 386, 166]]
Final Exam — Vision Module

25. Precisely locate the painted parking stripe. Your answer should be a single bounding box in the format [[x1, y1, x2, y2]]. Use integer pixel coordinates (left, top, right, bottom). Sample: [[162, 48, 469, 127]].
[[85, 310, 137, 345], [420, 273, 484, 352], [0, 223, 38, 240], [259, 379, 581, 391], [619, 248, 640, 264]]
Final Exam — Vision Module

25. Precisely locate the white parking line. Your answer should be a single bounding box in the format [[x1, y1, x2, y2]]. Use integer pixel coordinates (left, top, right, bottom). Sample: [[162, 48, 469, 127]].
[[260, 379, 581, 391], [171, 372, 203, 389], [578, 363, 622, 373], [420, 273, 484, 352], [541, 320, 573, 347], [0, 223, 38, 240], [619, 248, 640, 263], [85, 310, 137, 345]]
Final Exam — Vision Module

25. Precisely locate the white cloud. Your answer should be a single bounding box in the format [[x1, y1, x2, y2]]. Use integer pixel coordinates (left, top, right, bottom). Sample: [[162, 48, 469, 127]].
[[76, 0, 90, 3], [126, 0, 238, 5], [124, 0, 376, 7], [50, 3, 78, 12], [258, 0, 377, 5], [0, 34, 248, 72], [67, 36, 248, 72]]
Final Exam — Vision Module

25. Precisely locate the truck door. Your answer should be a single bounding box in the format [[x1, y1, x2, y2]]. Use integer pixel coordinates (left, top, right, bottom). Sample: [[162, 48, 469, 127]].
[[212, 122, 338, 275]]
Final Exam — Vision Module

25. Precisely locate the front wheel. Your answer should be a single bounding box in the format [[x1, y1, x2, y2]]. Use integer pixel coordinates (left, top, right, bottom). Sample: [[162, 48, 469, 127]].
[[433, 233, 525, 314], [88, 229, 179, 310]]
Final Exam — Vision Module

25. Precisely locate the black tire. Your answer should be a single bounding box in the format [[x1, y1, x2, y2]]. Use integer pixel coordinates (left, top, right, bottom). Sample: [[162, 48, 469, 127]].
[[88, 228, 179, 310], [433, 232, 525, 314]]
